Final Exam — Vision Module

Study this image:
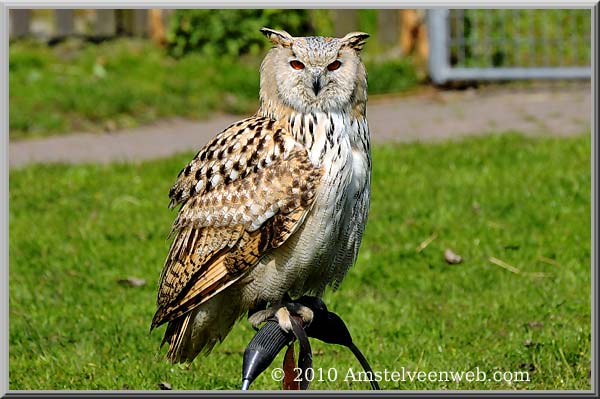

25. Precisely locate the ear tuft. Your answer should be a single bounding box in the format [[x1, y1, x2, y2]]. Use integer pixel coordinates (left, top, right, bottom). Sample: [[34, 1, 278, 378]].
[[260, 27, 293, 48], [340, 31, 370, 51]]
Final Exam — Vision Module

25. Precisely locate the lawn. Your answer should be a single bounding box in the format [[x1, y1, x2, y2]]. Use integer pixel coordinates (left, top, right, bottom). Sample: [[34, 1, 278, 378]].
[[9, 38, 417, 140], [9, 133, 591, 390]]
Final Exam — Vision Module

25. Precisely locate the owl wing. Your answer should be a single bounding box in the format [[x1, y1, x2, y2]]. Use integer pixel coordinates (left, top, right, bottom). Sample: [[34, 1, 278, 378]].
[[151, 117, 322, 330]]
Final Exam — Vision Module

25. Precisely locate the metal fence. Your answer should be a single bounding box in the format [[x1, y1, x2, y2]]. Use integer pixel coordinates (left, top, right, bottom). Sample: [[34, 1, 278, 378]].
[[427, 9, 592, 84]]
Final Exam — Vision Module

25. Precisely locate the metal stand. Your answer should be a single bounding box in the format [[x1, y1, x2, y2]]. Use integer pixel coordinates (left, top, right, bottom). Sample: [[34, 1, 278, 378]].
[[240, 296, 381, 391]]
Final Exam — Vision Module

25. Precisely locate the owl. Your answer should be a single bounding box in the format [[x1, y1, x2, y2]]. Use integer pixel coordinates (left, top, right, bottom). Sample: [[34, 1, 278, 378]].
[[151, 27, 371, 363]]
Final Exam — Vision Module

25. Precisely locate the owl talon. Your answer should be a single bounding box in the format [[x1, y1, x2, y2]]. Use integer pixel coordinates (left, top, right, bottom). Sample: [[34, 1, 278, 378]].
[[276, 304, 314, 332], [248, 301, 314, 332], [248, 309, 274, 330]]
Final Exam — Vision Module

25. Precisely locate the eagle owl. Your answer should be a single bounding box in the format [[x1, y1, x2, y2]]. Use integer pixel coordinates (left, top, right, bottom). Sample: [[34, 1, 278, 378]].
[[151, 27, 371, 363]]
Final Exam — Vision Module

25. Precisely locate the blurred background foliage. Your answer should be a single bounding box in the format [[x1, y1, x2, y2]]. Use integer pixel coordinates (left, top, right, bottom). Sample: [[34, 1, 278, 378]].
[[8, 9, 590, 140], [166, 9, 316, 58], [9, 10, 419, 140]]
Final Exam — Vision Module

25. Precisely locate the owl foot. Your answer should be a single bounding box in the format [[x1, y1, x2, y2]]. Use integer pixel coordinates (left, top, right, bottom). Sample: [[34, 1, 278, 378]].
[[248, 301, 314, 332], [242, 295, 380, 391]]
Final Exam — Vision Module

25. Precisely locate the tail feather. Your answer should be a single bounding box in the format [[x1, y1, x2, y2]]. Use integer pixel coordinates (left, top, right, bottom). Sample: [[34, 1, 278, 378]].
[[162, 312, 193, 363], [158, 291, 244, 363]]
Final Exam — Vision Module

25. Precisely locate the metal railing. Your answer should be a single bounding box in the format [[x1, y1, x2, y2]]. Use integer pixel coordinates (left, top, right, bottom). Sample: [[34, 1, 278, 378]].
[[427, 9, 592, 84]]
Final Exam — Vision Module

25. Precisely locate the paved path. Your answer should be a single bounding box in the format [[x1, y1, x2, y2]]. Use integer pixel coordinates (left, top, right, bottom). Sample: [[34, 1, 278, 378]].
[[9, 83, 591, 169]]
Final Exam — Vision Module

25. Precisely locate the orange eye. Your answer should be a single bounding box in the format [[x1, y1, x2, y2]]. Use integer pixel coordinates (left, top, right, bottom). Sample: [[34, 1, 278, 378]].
[[289, 60, 305, 70], [327, 60, 342, 71]]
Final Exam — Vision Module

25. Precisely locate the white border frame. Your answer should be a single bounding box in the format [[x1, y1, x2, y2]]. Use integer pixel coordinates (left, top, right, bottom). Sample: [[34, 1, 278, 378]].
[[1, 2, 597, 397]]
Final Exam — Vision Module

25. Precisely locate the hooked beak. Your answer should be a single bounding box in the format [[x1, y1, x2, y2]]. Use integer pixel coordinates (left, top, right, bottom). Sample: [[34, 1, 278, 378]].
[[312, 76, 322, 96]]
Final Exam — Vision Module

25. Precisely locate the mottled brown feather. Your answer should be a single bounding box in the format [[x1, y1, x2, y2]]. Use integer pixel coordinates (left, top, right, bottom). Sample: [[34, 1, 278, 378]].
[[168, 116, 297, 209], [152, 118, 323, 339]]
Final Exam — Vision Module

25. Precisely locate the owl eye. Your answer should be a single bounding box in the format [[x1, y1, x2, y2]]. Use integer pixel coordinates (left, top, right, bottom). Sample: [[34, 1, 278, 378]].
[[289, 60, 305, 70], [327, 60, 342, 71]]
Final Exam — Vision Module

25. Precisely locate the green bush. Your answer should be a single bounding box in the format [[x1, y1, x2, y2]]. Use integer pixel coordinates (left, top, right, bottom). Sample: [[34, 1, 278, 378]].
[[166, 9, 315, 58], [367, 58, 419, 94]]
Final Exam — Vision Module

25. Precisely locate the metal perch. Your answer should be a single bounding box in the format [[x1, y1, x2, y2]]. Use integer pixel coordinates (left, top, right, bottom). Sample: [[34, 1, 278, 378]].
[[241, 296, 380, 391]]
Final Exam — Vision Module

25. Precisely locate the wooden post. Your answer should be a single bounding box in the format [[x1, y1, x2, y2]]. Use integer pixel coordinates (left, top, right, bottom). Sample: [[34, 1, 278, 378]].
[[399, 10, 417, 56], [333, 10, 358, 37], [10, 9, 31, 38], [54, 9, 75, 37], [149, 9, 165, 44], [399, 10, 429, 71], [399, 10, 429, 59], [131, 9, 149, 37], [415, 11, 429, 67], [377, 9, 399, 47], [95, 9, 116, 37]]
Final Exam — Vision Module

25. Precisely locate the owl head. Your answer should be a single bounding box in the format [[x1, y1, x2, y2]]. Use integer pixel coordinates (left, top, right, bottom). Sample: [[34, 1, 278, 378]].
[[259, 27, 369, 114]]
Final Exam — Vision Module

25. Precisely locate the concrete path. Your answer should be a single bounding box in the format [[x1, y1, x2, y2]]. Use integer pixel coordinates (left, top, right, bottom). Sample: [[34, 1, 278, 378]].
[[9, 82, 591, 169]]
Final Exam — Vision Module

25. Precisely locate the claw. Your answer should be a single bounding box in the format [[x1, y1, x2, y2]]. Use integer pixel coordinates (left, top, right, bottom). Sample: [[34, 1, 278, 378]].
[[287, 303, 314, 327], [241, 295, 380, 390], [248, 301, 314, 332], [275, 307, 293, 332], [248, 309, 274, 330]]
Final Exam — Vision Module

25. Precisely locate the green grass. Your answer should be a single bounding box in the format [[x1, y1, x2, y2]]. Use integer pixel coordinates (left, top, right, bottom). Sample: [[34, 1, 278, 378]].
[[9, 38, 262, 139], [9, 38, 418, 140], [9, 133, 591, 390]]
